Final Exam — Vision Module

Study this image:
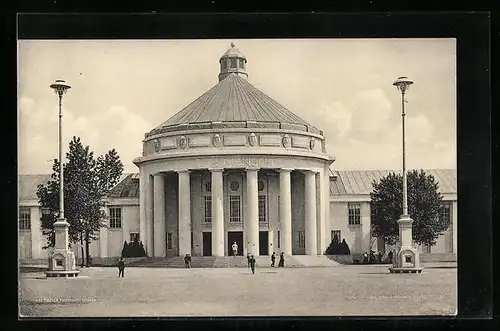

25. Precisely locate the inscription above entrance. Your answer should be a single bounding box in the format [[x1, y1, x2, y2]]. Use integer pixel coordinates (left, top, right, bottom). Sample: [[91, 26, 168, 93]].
[[217, 157, 275, 169]]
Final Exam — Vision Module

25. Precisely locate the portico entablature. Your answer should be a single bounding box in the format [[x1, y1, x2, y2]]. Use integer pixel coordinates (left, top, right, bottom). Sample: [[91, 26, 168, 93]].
[[134, 154, 332, 175]]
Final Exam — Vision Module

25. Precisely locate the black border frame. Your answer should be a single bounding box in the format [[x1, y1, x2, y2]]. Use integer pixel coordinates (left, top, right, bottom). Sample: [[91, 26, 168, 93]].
[[8, 11, 493, 331]]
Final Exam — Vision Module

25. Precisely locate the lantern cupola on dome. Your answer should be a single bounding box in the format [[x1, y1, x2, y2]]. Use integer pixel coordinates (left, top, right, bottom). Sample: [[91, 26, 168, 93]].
[[218, 42, 248, 82]]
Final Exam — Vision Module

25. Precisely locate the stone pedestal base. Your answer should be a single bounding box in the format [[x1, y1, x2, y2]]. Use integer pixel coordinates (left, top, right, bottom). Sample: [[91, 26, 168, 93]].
[[389, 267, 423, 274], [388, 215, 424, 275], [45, 270, 80, 277], [45, 218, 80, 278], [388, 246, 423, 274], [45, 250, 79, 277]]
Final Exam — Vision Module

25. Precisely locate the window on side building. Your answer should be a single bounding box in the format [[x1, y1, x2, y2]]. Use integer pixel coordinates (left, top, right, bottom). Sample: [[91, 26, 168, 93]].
[[348, 203, 361, 225], [19, 207, 31, 230], [109, 207, 122, 228]]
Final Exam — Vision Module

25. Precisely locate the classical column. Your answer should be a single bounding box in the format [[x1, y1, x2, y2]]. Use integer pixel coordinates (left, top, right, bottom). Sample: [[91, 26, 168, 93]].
[[279, 169, 293, 256], [177, 170, 191, 256], [147, 175, 154, 256], [31, 207, 42, 259], [154, 173, 166, 257], [323, 164, 331, 254], [139, 168, 153, 255], [304, 170, 317, 255], [316, 170, 324, 255], [210, 169, 225, 256], [246, 168, 259, 256]]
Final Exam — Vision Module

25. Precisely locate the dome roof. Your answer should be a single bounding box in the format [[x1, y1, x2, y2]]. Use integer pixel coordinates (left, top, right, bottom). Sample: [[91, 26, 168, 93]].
[[150, 73, 319, 135], [220, 42, 247, 60]]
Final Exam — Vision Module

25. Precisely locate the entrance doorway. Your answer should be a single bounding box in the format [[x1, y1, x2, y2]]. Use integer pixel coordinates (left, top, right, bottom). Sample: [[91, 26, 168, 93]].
[[227, 231, 243, 256], [259, 231, 269, 255], [202, 232, 212, 256]]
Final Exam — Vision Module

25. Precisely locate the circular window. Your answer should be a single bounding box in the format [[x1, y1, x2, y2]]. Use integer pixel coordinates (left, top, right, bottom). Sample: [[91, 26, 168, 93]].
[[230, 181, 240, 192], [204, 181, 212, 193], [258, 180, 265, 191]]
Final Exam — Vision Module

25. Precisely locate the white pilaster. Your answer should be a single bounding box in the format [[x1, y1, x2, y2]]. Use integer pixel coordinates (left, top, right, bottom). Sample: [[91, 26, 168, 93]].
[[154, 174, 166, 257], [246, 168, 259, 256], [304, 170, 317, 255], [361, 202, 372, 252], [31, 207, 42, 259], [178, 170, 191, 256], [279, 168, 293, 256], [99, 219, 108, 258], [210, 169, 225, 256]]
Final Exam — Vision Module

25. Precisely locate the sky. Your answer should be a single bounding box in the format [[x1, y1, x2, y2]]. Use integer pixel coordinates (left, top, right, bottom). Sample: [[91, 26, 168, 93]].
[[18, 39, 456, 174]]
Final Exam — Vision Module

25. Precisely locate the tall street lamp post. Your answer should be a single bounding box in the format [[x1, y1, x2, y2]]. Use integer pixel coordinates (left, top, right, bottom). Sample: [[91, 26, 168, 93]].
[[389, 76, 423, 274], [50, 79, 71, 221], [45, 79, 79, 278]]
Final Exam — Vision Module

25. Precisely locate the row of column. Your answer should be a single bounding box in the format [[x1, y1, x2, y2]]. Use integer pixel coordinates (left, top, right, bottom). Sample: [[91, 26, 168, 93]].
[[139, 168, 322, 257]]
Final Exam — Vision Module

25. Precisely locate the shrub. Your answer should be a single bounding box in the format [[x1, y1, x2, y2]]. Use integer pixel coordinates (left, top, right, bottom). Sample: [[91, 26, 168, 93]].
[[121, 240, 147, 258], [325, 235, 344, 255], [340, 239, 351, 255]]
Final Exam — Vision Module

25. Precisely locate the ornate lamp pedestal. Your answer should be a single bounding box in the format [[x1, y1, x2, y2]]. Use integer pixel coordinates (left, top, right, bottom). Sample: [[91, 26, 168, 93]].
[[389, 215, 423, 274], [45, 218, 80, 278]]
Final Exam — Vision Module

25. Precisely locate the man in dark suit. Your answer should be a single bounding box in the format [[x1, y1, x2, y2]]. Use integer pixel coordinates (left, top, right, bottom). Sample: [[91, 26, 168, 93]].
[[118, 257, 125, 278], [249, 255, 256, 274]]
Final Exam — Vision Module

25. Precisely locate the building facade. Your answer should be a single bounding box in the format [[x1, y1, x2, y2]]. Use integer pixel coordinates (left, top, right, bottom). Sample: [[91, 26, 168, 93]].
[[18, 45, 457, 261]]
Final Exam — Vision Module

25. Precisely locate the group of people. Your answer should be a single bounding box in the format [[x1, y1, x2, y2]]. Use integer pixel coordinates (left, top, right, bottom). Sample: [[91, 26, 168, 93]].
[[245, 251, 285, 274], [117, 241, 289, 277], [361, 250, 395, 264]]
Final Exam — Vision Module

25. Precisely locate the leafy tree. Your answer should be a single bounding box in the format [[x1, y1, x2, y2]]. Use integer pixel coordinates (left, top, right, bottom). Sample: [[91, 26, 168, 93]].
[[37, 136, 123, 266], [370, 170, 448, 247]]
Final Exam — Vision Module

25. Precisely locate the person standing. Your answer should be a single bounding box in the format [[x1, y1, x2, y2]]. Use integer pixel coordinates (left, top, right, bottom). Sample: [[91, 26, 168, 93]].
[[278, 252, 285, 267], [184, 254, 191, 268], [249, 255, 256, 274], [232, 241, 238, 256], [270, 252, 276, 267], [118, 257, 125, 278], [247, 253, 251, 267]]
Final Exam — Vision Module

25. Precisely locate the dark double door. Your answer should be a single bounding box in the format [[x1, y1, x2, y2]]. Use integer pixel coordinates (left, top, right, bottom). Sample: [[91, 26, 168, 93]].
[[203, 232, 212, 256], [259, 231, 269, 256], [227, 231, 244, 255]]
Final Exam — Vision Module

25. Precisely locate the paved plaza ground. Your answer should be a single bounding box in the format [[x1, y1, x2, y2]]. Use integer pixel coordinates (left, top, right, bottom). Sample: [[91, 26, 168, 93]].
[[19, 263, 457, 317]]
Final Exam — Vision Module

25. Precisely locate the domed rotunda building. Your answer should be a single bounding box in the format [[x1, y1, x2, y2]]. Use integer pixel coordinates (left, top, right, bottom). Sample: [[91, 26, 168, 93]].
[[18, 44, 457, 264], [132, 43, 335, 258]]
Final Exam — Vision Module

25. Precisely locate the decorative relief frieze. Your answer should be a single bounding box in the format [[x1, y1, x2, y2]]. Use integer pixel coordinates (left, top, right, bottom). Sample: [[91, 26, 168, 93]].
[[259, 134, 281, 147], [248, 133, 257, 146], [309, 138, 315, 150], [223, 135, 247, 146], [282, 134, 291, 148], [291, 136, 310, 149], [178, 136, 188, 149], [153, 138, 161, 153], [189, 135, 211, 148], [212, 134, 222, 147]]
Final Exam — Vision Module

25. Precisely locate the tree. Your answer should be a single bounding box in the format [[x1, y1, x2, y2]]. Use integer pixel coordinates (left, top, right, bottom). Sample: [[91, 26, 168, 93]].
[[370, 170, 448, 247], [37, 137, 123, 266]]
